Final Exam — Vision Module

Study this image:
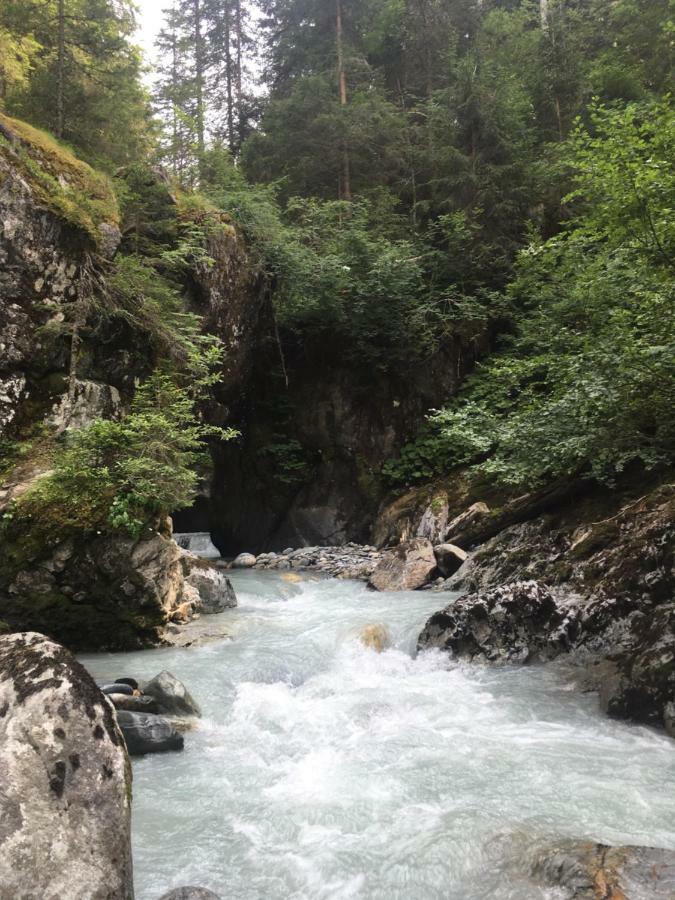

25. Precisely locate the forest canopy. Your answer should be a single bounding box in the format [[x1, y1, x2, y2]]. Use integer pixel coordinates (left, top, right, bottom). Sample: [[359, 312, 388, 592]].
[[1, 0, 673, 499]]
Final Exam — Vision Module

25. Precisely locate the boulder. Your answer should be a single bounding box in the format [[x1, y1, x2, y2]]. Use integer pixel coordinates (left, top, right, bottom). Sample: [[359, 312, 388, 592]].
[[116, 711, 184, 756], [232, 552, 257, 569], [597, 603, 675, 728], [158, 888, 222, 900], [368, 538, 437, 592], [531, 840, 675, 899], [415, 495, 449, 544], [142, 670, 202, 718], [418, 581, 579, 664], [184, 559, 237, 614], [433, 543, 468, 578], [0, 633, 133, 899]]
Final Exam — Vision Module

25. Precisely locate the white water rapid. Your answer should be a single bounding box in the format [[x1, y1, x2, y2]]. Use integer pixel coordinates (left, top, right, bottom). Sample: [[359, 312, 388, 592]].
[[82, 571, 675, 900]]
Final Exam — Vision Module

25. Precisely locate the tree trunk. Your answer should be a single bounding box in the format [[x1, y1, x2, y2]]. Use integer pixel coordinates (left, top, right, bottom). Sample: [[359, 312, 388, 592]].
[[57, 0, 65, 138], [194, 0, 205, 161], [223, 2, 235, 152], [336, 0, 351, 201], [540, 0, 549, 31], [234, 0, 244, 151]]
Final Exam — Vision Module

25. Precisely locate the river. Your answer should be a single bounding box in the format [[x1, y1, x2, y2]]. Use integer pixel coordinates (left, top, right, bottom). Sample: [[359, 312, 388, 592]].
[[81, 571, 675, 899]]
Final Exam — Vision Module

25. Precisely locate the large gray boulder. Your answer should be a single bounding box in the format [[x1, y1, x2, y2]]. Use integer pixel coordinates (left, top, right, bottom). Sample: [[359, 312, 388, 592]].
[[418, 581, 579, 664], [116, 711, 184, 756], [368, 538, 437, 592], [0, 632, 133, 899], [142, 671, 202, 718], [183, 558, 237, 614]]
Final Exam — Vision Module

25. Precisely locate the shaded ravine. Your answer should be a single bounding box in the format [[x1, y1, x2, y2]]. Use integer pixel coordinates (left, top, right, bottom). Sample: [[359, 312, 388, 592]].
[[82, 572, 675, 900]]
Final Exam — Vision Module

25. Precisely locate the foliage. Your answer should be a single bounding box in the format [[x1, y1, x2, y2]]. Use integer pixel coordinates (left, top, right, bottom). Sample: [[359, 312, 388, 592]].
[[386, 98, 675, 487], [14, 370, 237, 539], [0, 113, 119, 242]]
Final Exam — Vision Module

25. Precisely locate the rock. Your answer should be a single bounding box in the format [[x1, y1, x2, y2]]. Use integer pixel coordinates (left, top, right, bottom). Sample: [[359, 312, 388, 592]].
[[48, 379, 122, 433], [0, 633, 133, 899], [157, 888, 222, 900], [418, 581, 579, 664], [174, 532, 221, 560], [665, 702, 675, 738], [444, 501, 490, 545], [232, 552, 257, 569], [108, 693, 160, 714], [416, 495, 449, 544], [184, 558, 237, 614], [531, 840, 675, 899], [369, 538, 437, 592], [116, 711, 185, 756], [596, 603, 675, 727], [433, 543, 468, 578], [359, 624, 390, 653], [97, 221, 121, 258], [142, 670, 202, 718], [2, 529, 191, 651]]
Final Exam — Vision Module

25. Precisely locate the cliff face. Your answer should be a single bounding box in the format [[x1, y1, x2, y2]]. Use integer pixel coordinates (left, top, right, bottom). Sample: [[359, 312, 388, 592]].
[[0, 114, 122, 437], [0, 117, 260, 650], [180, 323, 489, 553]]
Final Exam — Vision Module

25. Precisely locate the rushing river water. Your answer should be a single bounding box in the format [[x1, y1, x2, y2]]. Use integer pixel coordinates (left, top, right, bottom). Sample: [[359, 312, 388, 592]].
[[82, 571, 675, 900]]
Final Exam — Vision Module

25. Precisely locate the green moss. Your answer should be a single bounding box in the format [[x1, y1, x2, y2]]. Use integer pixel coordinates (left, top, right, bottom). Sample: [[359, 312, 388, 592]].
[[0, 113, 119, 246]]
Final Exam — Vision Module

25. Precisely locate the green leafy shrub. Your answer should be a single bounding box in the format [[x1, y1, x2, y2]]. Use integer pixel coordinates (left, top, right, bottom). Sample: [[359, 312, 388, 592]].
[[386, 98, 675, 487]]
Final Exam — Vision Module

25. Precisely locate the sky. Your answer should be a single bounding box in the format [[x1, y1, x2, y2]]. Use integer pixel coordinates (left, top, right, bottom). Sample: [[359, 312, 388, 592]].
[[135, 0, 165, 70]]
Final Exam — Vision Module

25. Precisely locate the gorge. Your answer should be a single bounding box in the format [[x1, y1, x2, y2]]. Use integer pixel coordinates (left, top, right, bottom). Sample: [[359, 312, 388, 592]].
[[1, 0, 674, 897]]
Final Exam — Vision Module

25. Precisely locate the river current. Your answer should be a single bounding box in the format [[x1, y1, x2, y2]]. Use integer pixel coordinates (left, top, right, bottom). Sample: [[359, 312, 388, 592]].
[[82, 571, 675, 899]]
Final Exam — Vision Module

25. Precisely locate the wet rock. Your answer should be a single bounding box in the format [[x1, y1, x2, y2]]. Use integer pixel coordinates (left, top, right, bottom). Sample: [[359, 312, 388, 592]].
[[369, 538, 437, 592], [0, 632, 133, 899], [433, 543, 468, 578], [108, 693, 160, 715], [232, 552, 257, 568], [116, 710, 184, 756], [183, 556, 237, 614], [531, 840, 675, 899], [665, 702, 675, 738], [359, 624, 390, 653], [418, 581, 579, 664], [597, 603, 675, 728], [142, 670, 202, 718], [158, 888, 222, 900]]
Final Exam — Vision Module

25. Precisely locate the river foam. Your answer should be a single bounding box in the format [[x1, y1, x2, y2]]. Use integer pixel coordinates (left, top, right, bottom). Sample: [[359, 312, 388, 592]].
[[82, 571, 675, 899]]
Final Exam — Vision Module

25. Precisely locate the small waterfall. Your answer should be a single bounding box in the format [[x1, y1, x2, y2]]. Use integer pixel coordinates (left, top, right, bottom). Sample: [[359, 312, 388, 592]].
[[173, 532, 221, 560]]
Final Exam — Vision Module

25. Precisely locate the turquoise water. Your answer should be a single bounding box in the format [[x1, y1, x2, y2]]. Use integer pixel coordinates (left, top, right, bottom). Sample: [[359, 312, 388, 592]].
[[82, 571, 675, 899]]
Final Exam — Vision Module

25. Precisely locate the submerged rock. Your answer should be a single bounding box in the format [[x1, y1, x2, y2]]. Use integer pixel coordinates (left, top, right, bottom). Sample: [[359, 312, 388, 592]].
[[359, 624, 391, 653], [142, 670, 202, 718], [531, 840, 675, 899], [0, 632, 133, 899], [418, 581, 579, 664], [108, 693, 160, 714], [116, 710, 184, 756], [369, 538, 437, 592]]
